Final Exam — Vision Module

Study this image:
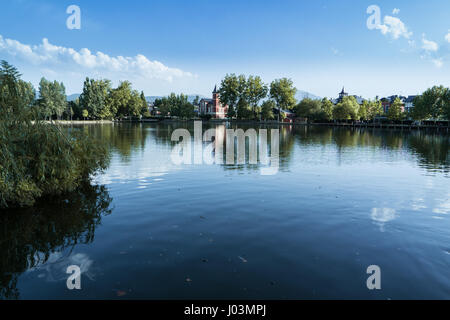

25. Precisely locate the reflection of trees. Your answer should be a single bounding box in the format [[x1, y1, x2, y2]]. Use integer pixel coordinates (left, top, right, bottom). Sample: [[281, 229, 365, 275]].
[[217, 124, 296, 172], [407, 132, 450, 172], [0, 183, 112, 300], [291, 126, 449, 172], [68, 124, 149, 162], [72, 123, 449, 174], [279, 126, 295, 168]]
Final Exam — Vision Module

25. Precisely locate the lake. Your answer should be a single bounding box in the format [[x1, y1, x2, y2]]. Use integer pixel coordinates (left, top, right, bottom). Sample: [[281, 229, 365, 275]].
[[1, 123, 449, 299]]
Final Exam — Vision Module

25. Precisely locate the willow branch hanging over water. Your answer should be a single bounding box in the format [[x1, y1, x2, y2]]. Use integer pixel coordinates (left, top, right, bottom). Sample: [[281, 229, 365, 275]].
[[0, 61, 110, 208]]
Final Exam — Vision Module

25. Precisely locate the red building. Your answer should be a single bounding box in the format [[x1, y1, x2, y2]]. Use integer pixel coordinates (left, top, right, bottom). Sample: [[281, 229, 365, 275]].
[[381, 96, 407, 114], [199, 86, 229, 119], [381, 98, 391, 114]]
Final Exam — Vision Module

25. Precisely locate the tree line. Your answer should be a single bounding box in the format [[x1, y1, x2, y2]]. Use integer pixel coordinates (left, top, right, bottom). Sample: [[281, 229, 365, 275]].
[[218, 74, 295, 121], [2, 71, 151, 120], [153, 93, 196, 119], [2, 62, 449, 122], [218, 74, 450, 122], [411, 86, 450, 121]]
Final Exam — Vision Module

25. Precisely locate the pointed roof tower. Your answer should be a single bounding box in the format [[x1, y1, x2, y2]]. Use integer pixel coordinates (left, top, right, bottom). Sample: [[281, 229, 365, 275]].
[[213, 85, 218, 94]]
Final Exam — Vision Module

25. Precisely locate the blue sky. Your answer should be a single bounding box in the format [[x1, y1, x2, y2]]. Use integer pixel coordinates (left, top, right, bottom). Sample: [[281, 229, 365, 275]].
[[0, 0, 449, 98]]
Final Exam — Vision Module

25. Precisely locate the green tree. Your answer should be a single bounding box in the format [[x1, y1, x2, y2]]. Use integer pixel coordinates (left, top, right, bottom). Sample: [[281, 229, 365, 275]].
[[412, 86, 450, 120], [180, 101, 195, 119], [82, 109, 89, 120], [366, 99, 383, 120], [358, 101, 368, 121], [333, 96, 359, 120], [37, 78, 67, 120], [320, 98, 334, 121], [154, 97, 170, 117], [387, 97, 404, 121], [108, 81, 135, 119], [63, 101, 74, 120], [170, 93, 185, 117], [236, 98, 252, 119], [69, 98, 83, 120], [443, 88, 450, 120], [246, 75, 268, 120], [261, 100, 275, 120], [295, 98, 321, 120], [17, 80, 36, 109], [139, 91, 150, 117], [219, 74, 240, 119], [128, 90, 143, 117], [0, 60, 22, 114], [153, 93, 195, 119], [79, 78, 112, 120], [0, 61, 110, 208], [270, 78, 297, 121]]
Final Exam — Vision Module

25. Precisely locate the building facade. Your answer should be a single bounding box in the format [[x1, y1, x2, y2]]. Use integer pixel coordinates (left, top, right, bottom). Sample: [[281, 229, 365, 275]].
[[404, 96, 417, 113], [381, 95, 411, 114], [199, 86, 229, 119]]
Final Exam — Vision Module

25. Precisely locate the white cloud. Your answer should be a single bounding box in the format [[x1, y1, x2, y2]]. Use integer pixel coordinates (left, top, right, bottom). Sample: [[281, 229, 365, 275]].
[[421, 34, 439, 52], [0, 35, 193, 82], [432, 58, 443, 68], [376, 16, 412, 40], [392, 8, 400, 15], [445, 30, 450, 43]]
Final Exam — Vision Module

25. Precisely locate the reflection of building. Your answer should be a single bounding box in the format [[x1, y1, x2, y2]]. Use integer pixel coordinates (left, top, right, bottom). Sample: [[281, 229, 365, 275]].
[[332, 87, 365, 105], [199, 86, 229, 119]]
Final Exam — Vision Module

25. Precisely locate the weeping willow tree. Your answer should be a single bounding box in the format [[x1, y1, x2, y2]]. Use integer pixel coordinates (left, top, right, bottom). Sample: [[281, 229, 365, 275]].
[[0, 61, 110, 208]]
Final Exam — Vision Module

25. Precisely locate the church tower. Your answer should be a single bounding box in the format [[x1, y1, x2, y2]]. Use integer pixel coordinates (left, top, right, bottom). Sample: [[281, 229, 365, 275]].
[[339, 87, 348, 100], [212, 85, 220, 109], [212, 85, 219, 101]]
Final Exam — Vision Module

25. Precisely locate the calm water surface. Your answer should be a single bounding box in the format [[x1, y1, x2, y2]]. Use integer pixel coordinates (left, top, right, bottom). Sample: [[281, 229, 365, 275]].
[[1, 123, 449, 299]]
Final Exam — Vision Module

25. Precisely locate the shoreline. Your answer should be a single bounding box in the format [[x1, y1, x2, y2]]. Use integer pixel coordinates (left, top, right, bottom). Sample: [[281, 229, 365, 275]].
[[52, 119, 450, 132], [139, 119, 450, 132], [44, 120, 114, 125]]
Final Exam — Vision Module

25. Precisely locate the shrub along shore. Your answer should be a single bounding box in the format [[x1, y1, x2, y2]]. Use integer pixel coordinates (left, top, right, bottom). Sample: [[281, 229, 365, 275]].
[[0, 61, 110, 209]]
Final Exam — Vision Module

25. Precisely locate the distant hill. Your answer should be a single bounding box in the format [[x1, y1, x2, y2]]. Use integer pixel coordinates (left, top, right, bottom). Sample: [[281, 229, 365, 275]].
[[295, 90, 321, 101]]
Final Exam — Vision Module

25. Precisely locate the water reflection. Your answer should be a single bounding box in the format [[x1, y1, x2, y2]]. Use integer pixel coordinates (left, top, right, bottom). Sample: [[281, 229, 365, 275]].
[[1, 123, 449, 299], [370, 208, 397, 232], [0, 184, 112, 299], [85, 123, 449, 175]]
